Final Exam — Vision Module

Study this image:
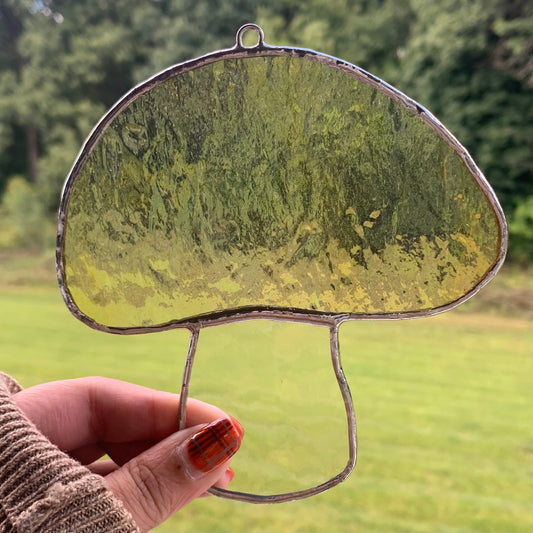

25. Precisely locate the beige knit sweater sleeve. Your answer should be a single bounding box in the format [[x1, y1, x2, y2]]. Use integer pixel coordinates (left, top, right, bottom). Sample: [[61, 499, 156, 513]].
[[0, 373, 140, 533]]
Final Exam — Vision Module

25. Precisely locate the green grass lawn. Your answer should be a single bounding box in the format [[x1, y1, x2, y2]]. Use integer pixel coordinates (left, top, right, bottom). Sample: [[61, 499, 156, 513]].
[[0, 266, 531, 532]]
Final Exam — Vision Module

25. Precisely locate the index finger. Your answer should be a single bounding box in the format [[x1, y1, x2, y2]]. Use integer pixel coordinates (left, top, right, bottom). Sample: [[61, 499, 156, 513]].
[[13, 377, 228, 452]]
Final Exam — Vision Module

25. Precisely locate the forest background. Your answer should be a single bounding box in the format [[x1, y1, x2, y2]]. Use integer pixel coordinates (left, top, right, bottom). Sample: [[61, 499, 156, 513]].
[[0, 0, 532, 263]]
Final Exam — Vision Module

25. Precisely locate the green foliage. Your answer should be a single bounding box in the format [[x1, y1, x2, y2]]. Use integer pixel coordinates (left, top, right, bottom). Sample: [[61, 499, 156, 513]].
[[258, 0, 413, 77], [394, 0, 533, 216], [0, 176, 53, 249], [491, 0, 533, 88], [507, 195, 533, 264], [132, 0, 257, 79], [36, 128, 81, 212]]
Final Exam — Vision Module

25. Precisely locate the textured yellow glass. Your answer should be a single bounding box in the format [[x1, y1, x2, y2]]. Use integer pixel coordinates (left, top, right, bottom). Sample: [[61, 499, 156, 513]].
[[63, 56, 502, 329]]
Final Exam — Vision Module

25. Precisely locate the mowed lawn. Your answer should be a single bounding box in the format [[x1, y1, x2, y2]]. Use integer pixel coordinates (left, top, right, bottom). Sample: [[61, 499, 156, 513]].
[[0, 284, 531, 533]]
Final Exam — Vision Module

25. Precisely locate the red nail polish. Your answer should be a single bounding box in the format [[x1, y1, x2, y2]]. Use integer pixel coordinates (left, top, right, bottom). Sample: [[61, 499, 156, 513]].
[[186, 418, 243, 475], [230, 416, 244, 436], [226, 466, 235, 482]]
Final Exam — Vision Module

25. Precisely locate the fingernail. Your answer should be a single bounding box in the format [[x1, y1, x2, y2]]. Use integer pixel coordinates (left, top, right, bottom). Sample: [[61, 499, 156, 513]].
[[180, 418, 243, 480], [230, 416, 244, 436], [226, 466, 235, 482]]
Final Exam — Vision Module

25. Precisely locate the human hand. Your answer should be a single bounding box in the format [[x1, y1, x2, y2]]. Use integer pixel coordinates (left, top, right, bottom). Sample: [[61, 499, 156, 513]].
[[13, 377, 243, 532]]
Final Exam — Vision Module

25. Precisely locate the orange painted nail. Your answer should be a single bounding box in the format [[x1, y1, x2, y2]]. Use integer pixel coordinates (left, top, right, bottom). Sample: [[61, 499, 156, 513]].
[[185, 418, 243, 477], [230, 416, 244, 436], [226, 466, 235, 482]]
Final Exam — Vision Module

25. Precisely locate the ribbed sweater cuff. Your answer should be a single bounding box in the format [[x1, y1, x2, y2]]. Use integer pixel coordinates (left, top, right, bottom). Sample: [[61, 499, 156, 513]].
[[0, 373, 140, 533]]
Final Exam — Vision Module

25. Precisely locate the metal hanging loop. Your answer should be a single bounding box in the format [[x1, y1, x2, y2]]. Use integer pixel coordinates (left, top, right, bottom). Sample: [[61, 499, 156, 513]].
[[235, 23, 265, 49]]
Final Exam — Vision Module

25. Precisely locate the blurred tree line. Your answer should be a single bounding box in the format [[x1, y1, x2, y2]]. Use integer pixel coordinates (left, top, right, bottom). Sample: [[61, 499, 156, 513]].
[[0, 0, 531, 262]]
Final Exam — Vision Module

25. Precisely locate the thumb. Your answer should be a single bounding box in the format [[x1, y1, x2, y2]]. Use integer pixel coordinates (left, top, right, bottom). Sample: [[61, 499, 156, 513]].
[[105, 417, 244, 532]]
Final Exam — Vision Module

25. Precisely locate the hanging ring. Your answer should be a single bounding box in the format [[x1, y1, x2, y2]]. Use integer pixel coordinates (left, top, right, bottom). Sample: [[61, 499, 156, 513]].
[[235, 23, 265, 49]]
